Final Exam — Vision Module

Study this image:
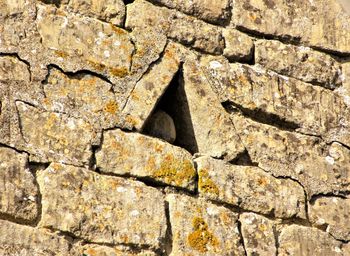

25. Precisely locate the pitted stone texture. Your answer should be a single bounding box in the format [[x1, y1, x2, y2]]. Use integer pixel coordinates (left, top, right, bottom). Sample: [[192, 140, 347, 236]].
[[36, 4, 133, 80], [202, 58, 350, 147], [0, 147, 38, 222], [0, 219, 71, 256], [150, 0, 230, 24], [309, 197, 350, 241], [223, 29, 254, 62], [16, 101, 95, 166], [231, 0, 350, 54], [0, 56, 30, 81], [195, 156, 306, 219], [73, 244, 157, 256], [38, 163, 167, 248], [278, 225, 346, 255], [255, 40, 342, 88], [167, 193, 245, 256], [231, 113, 350, 197], [240, 213, 276, 256], [178, 59, 244, 160], [42, 67, 121, 129], [126, 0, 224, 54], [96, 129, 196, 190], [123, 43, 181, 130]]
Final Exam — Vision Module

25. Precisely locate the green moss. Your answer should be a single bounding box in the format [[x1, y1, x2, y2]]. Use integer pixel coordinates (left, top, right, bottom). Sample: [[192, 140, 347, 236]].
[[198, 169, 219, 195], [187, 216, 219, 253]]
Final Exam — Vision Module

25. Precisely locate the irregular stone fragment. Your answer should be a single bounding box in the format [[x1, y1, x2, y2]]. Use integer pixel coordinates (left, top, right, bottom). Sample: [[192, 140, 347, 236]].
[[240, 213, 276, 256], [16, 101, 95, 166], [223, 29, 254, 62], [150, 0, 230, 24], [66, 0, 125, 26], [38, 163, 167, 248], [202, 58, 350, 147], [42, 67, 120, 129], [278, 225, 345, 255], [231, 0, 350, 54], [180, 60, 245, 160], [231, 113, 350, 197], [73, 243, 157, 256], [123, 43, 181, 130], [96, 129, 196, 190], [166, 193, 245, 256], [126, 0, 224, 54], [309, 197, 350, 241], [143, 110, 176, 143], [195, 156, 306, 219], [255, 40, 342, 88], [0, 147, 38, 222], [0, 56, 30, 81], [36, 4, 133, 80], [0, 219, 71, 256]]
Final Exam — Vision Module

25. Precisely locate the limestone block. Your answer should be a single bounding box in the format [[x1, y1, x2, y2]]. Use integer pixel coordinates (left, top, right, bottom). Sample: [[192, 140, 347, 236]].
[[223, 28, 254, 62], [0, 56, 30, 81], [73, 243, 157, 256]]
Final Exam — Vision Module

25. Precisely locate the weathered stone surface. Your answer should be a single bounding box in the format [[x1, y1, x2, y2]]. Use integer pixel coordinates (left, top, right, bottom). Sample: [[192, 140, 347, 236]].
[[309, 197, 350, 241], [195, 156, 306, 219], [0, 56, 30, 81], [180, 59, 245, 160], [231, 0, 350, 54], [126, 0, 224, 54], [17, 101, 95, 165], [96, 129, 196, 190], [278, 225, 345, 255], [143, 110, 177, 143], [240, 213, 276, 256], [123, 43, 181, 130], [42, 67, 121, 129], [223, 29, 254, 62], [231, 113, 350, 197], [0, 219, 71, 256], [202, 58, 350, 147], [36, 4, 133, 80], [255, 40, 342, 88], [150, 0, 230, 24], [0, 147, 38, 222], [38, 163, 167, 248], [73, 244, 157, 256], [166, 193, 245, 255]]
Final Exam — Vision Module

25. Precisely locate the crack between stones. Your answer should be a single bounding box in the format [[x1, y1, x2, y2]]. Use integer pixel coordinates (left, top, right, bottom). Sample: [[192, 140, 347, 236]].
[[236, 217, 248, 256], [0, 52, 32, 81]]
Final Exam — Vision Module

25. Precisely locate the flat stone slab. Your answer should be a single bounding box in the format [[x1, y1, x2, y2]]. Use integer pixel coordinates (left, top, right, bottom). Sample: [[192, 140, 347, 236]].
[[38, 163, 167, 249], [166, 193, 245, 255], [73, 243, 157, 256], [96, 129, 196, 191], [195, 156, 306, 219]]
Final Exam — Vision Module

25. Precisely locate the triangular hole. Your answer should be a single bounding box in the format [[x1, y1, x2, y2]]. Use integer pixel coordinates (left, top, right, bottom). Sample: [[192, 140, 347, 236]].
[[142, 67, 198, 154]]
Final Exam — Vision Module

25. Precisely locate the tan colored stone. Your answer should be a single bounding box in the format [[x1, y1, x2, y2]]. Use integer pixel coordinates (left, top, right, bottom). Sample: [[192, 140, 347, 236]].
[[195, 156, 306, 219], [0, 56, 30, 81], [0, 219, 71, 256], [240, 213, 276, 256], [73, 244, 157, 256], [123, 43, 181, 130], [96, 129, 196, 190], [181, 59, 245, 160], [231, 113, 350, 197], [166, 193, 245, 256], [309, 197, 350, 241], [0, 147, 38, 222], [16, 101, 95, 166], [150, 0, 230, 24], [278, 225, 345, 255], [38, 163, 167, 248], [223, 29, 254, 62], [255, 40, 342, 88], [231, 0, 350, 54]]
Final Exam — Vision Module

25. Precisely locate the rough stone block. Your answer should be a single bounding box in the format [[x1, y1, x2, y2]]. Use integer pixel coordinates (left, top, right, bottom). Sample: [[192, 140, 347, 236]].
[[223, 29, 254, 62]]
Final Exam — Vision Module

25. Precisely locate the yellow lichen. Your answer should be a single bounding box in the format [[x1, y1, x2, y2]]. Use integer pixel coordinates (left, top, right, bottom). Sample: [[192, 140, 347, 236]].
[[109, 67, 129, 78], [187, 217, 219, 253], [153, 154, 196, 186], [104, 101, 119, 114], [54, 50, 69, 58], [198, 169, 219, 195]]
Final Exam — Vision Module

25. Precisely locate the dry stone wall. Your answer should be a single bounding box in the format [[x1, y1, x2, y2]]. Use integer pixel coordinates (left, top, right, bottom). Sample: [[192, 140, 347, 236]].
[[1, 0, 350, 255]]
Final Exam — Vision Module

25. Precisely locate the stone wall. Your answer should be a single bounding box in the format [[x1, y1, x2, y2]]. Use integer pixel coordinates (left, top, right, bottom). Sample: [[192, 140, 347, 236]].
[[1, 0, 350, 255]]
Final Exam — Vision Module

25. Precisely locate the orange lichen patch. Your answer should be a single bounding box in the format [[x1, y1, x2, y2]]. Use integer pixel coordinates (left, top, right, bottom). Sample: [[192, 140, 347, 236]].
[[198, 169, 219, 195], [85, 248, 97, 256], [153, 154, 196, 187], [154, 143, 164, 153], [109, 67, 129, 78], [54, 50, 69, 58], [187, 217, 219, 253], [257, 176, 269, 186], [104, 101, 119, 114], [124, 115, 139, 127], [51, 163, 63, 171], [109, 23, 128, 36]]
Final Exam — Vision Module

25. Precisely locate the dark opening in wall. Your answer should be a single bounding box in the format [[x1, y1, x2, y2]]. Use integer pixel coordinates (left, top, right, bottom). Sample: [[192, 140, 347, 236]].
[[142, 68, 198, 154], [123, 0, 135, 4], [39, 0, 61, 8]]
